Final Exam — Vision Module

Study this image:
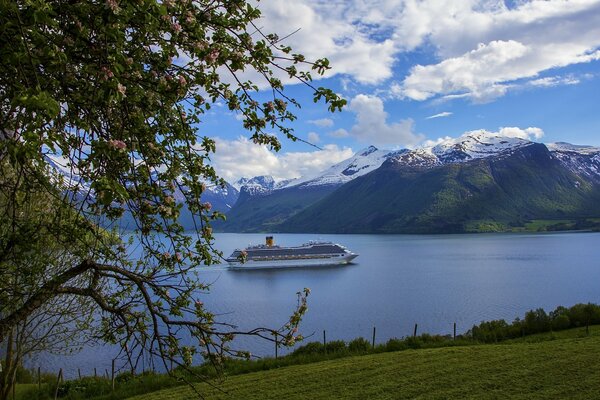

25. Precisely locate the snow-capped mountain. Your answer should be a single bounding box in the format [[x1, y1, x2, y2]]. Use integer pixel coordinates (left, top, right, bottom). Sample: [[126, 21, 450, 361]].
[[547, 142, 600, 182], [390, 130, 533, 168], [279, 146, 407, 189], [45, 154, 240, 213], [233, 175, 277, 195], [235, 145, 404, 196]]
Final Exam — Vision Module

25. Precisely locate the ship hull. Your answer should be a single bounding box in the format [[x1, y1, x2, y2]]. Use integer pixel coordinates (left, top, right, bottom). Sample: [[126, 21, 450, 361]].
[[228, 253, 358, 270]]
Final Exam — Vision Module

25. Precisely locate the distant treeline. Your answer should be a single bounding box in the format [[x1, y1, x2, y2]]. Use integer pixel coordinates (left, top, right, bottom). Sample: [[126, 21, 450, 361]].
[[468, 303, 600, 343]]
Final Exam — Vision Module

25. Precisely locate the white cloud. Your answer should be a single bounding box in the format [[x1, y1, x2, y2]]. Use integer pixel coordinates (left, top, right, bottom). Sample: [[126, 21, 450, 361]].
[[528, 75, 580, 87], [426, 111, 453, 119], [307, 132, 320, 143], [212, 137, 353, 182], [497, 126, 544, 140], [384, 1, 600, 102], [346, 94, 424, 147], [329, 128, 349, 138], [256, 1, 397, 84], [308, 118, 334, 128]]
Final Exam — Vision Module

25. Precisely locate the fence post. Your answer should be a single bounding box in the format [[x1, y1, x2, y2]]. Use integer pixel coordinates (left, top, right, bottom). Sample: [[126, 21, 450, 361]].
[[38, 366, 41, 391], [54, 368, 63, 400], [78, 368, 81, 379], [275, 333, 278, 359], [111, 359, 115, 391], [94, 367, 97, 378], [372, 326, 376, 348], [453, 322, 457, 340], [413, 324, 418, 338]]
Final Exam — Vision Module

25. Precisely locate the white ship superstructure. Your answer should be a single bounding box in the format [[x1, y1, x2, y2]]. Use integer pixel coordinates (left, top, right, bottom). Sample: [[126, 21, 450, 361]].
[[226, 236, 358, 269]]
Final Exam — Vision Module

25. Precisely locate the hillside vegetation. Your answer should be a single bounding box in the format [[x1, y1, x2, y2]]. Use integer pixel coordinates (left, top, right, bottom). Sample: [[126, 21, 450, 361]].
[[281, 144, 600, 233], [130, 327, 600, 399]]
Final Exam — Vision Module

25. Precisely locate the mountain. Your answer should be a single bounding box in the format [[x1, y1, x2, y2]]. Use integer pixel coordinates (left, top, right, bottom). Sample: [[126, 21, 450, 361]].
[[46, 154, 240, 230], [279, 138, 600, 233], [216, 146, 402, 232]]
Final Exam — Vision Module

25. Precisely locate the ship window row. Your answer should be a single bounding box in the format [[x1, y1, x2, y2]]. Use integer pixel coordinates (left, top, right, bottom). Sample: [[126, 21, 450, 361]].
[[248, 254, 345, 261]]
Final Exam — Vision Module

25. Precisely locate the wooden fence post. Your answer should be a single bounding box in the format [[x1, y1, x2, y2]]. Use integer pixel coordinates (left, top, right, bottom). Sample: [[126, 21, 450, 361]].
[[413, 324, 418, 338], [372, 326, 376, 348], [54, 368, 63, 400], [453, 322, 457, 340], [275, 333, 278, 359], [94, 367, 97, 378], [323, 330, 327, 348], [37, 367, 41, 391], [111, 359, 115, 391]]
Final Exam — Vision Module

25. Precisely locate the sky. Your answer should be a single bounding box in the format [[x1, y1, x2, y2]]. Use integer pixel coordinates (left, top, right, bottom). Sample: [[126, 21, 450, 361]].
[[201, 0, 600, 183]]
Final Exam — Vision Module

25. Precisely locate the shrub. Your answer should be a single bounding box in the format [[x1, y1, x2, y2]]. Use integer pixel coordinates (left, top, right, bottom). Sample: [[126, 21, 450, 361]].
[[325, 340, 347, 353], [384, 338, 407, 352], [348, 337, 371, 353], [552, 314, 571, 330], [292, 341, 324, 356]]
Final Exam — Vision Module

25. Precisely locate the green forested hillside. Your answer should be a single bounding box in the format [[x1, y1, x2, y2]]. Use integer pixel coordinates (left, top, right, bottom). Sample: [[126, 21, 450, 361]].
[[215, 185, 337, 232], [280, 144, 600, 233]]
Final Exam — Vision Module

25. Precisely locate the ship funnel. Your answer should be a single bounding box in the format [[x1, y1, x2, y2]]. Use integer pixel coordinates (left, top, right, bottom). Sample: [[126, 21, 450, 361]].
[[266, 236, 274, 247]]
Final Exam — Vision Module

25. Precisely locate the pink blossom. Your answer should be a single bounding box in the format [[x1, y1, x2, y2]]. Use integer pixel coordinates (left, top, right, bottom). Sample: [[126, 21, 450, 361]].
[[172, 22, 182, 34], [108, 139, 127, 150], [106, 0, 119, 13], [178, 75, 187, 86], [205, 49, 219, 64], [203, 202, 212, 211], [117, 83, 127, 97], [185, 12, 195, 24]]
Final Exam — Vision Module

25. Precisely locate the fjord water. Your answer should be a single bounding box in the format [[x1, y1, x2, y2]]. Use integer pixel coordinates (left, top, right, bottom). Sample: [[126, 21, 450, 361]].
[[43, 232, 600, 374], [198, 232, 600, 356]]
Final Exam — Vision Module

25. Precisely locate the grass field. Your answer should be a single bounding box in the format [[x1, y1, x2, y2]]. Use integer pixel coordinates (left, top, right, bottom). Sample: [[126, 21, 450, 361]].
[[127, 327, 600, 400]]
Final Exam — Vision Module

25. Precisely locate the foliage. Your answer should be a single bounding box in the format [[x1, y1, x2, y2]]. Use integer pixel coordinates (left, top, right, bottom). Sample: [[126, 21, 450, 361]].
[[0, 0, 345, 397], [126, 327, 600, 400], [469, 303, 600, 343]]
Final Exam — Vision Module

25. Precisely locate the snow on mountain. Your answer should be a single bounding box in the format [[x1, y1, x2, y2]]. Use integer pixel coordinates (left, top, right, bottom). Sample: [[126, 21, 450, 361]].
[[234, 175, 276, 195], [546, 142, 600, 155], [46, 154, 239, 210], [547, 142, 600, 182], [277, 145, 405, 189], [390, 130, 533, 167]]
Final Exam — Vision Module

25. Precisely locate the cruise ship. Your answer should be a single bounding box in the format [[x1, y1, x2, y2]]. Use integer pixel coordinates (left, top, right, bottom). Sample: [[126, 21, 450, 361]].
[[226, 236, 358, 269]]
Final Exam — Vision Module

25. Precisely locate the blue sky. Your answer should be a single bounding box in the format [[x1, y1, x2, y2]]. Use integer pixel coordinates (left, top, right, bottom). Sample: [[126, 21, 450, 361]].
[[203, 0, 600, 182]]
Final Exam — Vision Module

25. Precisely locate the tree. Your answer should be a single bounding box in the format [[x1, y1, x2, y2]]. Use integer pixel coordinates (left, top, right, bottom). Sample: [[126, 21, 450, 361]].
[[0, 0, 343, 393]]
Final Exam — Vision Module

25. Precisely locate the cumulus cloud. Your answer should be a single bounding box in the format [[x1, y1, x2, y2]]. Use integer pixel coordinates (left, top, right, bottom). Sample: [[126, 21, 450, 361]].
[[255, 1, 396, 84], [497, 126, 544, 140], [346, 94, 424, 147], [308, 118, 334, 127], [426, 111, 453, 119], [329, 128, 349, 138], [385, 1, 600, 102], [307, 132, 320, 143], [212, 137, 353, 182]]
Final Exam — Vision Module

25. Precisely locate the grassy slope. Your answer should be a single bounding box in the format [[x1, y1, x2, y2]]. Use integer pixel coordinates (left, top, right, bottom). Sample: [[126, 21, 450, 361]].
[[128, 329, 600, 400]]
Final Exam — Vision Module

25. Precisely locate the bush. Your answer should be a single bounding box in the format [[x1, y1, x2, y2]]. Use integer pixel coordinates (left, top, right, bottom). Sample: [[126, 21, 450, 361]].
[[325, 340, 347, 354], [348, 337, 371, 353], [292, 341, 324, 356], [552, 314, 571, 330], [384, 338, 407, 352]]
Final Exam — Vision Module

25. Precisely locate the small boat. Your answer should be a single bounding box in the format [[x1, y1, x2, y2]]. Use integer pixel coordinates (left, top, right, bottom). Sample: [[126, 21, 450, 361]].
[[226, 236, 358, 270]]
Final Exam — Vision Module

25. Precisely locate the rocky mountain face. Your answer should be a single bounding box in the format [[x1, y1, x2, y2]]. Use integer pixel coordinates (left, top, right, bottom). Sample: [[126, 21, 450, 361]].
[[224, 132, 600, 233]]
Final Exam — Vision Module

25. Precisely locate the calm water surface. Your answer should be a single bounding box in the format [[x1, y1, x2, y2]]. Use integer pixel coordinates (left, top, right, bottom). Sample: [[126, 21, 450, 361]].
[[43, 232, 600, 374]]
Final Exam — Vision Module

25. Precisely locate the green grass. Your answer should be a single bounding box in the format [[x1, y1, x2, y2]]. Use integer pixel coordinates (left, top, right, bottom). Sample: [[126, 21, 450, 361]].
[[126, 327, 600, 400]]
